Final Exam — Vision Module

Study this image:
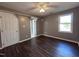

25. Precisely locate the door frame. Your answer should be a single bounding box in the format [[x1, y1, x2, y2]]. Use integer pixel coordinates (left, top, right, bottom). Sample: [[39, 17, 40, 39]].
[[30, 17, 37, 38]]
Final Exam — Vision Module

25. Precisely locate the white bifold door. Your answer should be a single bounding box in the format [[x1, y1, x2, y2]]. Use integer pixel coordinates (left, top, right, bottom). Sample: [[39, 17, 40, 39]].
[[0, 12, 19, 48]]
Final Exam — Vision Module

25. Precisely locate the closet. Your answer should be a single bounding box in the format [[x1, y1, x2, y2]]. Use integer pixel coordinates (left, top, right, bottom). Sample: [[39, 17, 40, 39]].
[[0, 11, 19, 48]]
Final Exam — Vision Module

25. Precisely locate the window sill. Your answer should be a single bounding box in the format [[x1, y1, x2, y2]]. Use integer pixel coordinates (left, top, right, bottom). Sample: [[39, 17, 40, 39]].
[[58, 31, 72, 33]]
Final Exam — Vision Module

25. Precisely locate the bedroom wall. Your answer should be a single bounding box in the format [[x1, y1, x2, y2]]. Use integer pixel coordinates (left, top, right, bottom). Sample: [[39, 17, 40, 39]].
[[43, 7, 79, 42], [17, 16, 31, 41], [37, 18, 44, 35]]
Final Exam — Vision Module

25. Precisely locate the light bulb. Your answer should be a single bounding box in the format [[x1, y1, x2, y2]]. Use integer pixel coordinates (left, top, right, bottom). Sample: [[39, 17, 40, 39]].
[[40, 9, 45, 13]]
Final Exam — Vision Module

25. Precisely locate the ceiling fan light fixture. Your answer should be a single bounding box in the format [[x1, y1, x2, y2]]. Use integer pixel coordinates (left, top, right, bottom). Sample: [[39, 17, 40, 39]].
[[40, 8, 45, 13]]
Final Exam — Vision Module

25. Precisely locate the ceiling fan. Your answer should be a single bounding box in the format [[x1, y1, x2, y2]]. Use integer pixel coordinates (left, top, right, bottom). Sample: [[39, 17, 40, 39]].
[[26, 2, 58, 13]]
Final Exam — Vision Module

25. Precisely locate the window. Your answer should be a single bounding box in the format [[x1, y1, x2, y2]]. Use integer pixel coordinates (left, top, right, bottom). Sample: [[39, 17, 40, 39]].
[[59, 13, 73, 33]]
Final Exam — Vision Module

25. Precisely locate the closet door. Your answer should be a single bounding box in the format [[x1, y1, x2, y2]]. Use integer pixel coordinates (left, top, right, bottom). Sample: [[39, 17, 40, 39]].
[[0, 12, 7, 48], [0, 12, 19, 48]]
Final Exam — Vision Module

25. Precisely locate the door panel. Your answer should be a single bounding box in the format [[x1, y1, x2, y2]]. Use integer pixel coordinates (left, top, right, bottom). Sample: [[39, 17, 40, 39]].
[[0, 13, 6, 47]]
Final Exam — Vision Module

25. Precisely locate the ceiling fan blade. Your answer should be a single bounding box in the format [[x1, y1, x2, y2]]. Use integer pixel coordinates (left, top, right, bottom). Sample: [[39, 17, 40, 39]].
[[47, 5, 58, 8], [25, 7, 36, 11]]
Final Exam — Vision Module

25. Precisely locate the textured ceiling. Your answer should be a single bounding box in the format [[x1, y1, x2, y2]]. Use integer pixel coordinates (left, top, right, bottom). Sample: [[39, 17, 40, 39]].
[[0, 2, 79, 17]]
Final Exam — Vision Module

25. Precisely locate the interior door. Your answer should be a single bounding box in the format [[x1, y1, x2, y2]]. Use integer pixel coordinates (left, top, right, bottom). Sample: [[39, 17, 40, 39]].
[[0, 12, 19, 48], [30, 17, 37, 38]]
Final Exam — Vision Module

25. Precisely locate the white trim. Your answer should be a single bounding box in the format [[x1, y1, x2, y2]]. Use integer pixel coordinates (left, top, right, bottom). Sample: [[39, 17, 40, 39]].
[[0, 34, 78, 50], [58, 13, 73, 33], [30, 17, 37, 38], [0, 9, 31, 17], [42, 34, 78, 44], [0, 34, 43, 50], [19, 34, 43, 43]]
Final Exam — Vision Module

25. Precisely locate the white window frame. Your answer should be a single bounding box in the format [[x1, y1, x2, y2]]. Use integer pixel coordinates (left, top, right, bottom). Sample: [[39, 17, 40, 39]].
[[58, 13, 73, 33]]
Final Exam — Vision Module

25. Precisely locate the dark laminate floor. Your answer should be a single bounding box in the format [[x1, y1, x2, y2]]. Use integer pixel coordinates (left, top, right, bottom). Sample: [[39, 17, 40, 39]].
[[0, 35, 79, 57]]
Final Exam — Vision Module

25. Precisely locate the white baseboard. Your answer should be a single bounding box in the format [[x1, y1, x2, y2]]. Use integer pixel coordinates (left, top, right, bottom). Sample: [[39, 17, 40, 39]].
[[42, 34, 78, 44], [0, 34, 78, 50], [0, 34, 43, 50], [19, 34, 43, 43]]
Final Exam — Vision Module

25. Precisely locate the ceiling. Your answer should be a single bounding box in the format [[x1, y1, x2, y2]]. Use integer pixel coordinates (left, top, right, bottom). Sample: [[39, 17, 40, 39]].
[[0, 2, 79, 17]]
